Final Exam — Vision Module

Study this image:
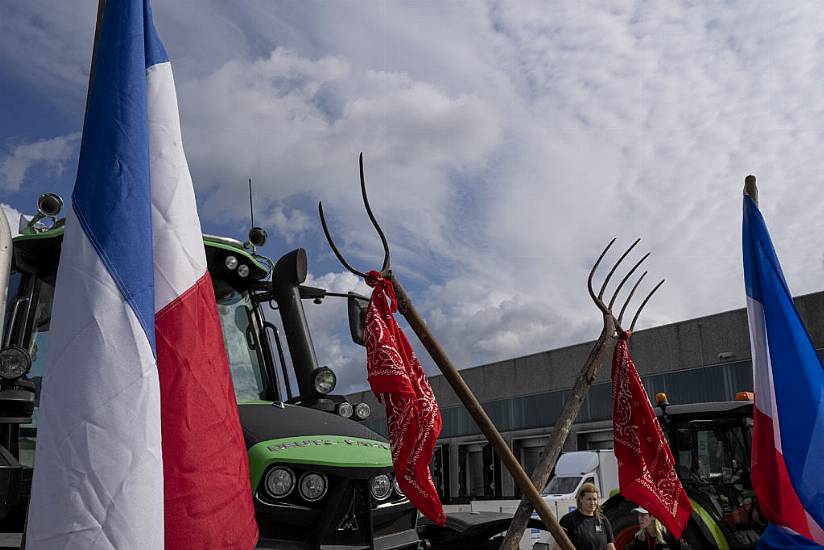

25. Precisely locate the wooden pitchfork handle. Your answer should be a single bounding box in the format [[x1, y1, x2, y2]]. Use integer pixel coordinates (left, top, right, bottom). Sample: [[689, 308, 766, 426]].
[[388, 271, 575, 550]]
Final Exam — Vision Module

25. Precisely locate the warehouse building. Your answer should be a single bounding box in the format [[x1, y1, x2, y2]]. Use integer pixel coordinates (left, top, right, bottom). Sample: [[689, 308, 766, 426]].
[[348, 290, 824, 505]]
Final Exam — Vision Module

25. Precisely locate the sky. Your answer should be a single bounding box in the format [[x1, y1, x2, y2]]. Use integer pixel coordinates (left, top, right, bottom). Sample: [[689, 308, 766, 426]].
[[3, 1, 824, 394]]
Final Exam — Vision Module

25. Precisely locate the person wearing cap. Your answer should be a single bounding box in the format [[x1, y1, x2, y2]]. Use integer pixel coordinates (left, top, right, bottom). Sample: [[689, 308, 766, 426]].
[[626, 506, 685, 550], [558, 482, 616, 550]]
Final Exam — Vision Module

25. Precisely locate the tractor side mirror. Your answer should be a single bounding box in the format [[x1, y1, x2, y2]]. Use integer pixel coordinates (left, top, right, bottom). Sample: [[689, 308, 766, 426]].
[[347, 293, 369, 346]]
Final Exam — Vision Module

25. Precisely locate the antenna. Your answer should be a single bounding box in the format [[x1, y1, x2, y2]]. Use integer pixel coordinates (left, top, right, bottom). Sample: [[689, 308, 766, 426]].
[[248, 178, 255, 228], [245, 177, 268, 252]]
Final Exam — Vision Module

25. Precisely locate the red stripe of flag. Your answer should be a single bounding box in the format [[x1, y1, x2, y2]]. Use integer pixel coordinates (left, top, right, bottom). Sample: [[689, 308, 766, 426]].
[[156, 273, 258, 549]]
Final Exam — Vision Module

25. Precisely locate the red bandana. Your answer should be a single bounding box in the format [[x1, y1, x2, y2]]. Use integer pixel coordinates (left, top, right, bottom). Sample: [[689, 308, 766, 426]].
[[364, 271, 445, 526], [612, 332, 692, 538]]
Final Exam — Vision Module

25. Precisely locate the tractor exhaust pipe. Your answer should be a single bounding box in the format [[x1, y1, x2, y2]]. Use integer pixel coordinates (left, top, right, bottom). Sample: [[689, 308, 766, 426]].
[[271, 248, 320, 398]]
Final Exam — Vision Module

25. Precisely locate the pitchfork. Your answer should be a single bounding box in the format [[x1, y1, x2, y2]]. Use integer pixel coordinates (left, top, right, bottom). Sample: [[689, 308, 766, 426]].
[[319, 154, 578, 550], [498, 238, 664, 549]]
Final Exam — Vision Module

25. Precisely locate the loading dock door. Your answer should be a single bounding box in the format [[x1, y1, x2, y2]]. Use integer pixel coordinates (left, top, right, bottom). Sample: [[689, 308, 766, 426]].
[[458, 442, 501, 499], [514, 436, 550, 496], [430, 444, 450, 502]]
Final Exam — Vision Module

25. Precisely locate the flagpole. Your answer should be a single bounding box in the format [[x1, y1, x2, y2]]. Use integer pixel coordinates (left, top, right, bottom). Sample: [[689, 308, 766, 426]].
[[744, 174, 758, 205], [20, 3, 105, 548], [83, 0, 107, 119]]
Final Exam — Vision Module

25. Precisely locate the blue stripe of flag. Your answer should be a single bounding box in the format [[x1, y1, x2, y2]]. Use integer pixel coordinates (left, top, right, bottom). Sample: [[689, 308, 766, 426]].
[[71, 0, 168, 351], [758, 524, 824, 550], [742, 194, 824, 534]]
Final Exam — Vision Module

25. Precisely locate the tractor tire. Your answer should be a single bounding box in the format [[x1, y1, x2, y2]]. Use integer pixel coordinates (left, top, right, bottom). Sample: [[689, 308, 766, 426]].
[[604, 498, 642, 550], [604, 498, 717, 550]]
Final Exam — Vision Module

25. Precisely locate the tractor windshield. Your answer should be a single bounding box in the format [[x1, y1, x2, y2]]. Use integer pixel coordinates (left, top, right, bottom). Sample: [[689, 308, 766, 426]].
[[670, 415, 764, 543], [673, 419, 750, 485], [212, 277, 268, 402]]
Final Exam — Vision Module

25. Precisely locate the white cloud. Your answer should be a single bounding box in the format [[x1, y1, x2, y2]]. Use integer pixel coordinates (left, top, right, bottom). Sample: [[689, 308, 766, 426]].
[[177, 48, 501, 260], [264, 205, 313, 244], [0, 2, 97, 106], [0, 133, 81, 192], [7, 1, 824, 395]]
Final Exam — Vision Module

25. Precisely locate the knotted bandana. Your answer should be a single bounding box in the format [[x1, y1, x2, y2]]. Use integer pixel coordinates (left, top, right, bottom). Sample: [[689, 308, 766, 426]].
[[364, 271, 445, 525], [612, 331, 691, 537]]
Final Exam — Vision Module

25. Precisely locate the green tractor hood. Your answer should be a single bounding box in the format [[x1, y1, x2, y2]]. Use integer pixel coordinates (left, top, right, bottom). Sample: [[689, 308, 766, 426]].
[[239, 403, 392, 490]]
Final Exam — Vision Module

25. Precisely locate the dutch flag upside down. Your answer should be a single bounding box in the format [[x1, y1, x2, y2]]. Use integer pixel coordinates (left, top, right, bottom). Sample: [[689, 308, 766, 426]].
[[743, 191, 824, 548], [25, 1, 258, 548]]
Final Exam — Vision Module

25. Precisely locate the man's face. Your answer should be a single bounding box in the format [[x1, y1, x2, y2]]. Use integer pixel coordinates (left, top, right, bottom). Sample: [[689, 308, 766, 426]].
[[638, 513, 651, 529], [580, 492, 599, 515]]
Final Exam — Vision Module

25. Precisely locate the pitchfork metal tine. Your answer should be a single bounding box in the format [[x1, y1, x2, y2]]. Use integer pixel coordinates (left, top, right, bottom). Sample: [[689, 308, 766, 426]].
[[588, 238, 663, 335], [318, 202, 368, 279], [617, 271, 647, 327], [598, 238, 640, 300], [587, 238, 616, 313], [607, 253, 650, 311], [358, 154, 391, 273], [629, 279, 665, 332], [318, 153, 391, 278]]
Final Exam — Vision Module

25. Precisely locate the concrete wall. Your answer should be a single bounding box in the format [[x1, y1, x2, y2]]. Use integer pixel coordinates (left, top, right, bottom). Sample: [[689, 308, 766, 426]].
[[349, 291, 824, 429], [347, 291, 824, 501]]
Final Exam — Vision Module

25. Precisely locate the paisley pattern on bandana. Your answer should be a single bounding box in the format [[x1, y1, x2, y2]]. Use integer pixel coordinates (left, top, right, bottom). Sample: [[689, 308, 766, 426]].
[[612, 332, 692, 538], [364, 271, 445, 526]]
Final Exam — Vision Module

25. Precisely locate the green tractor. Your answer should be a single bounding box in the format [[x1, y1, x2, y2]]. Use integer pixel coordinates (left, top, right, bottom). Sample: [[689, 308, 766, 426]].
[[603, 393, 765, 550], [0, 193, 422, 549]]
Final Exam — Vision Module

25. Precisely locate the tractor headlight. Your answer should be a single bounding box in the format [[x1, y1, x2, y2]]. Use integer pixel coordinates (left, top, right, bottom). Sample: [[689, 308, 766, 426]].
[[265, 466, 295, 498], [354, 402, 371, 420], [336, 402, 353, 418], [312, 367, 336, 395], [393, 476, 405, 498], [237, 264, 250, 278], [225, 255, 238, 270], [0, 346, 31, 380], [298, 472, 328, 502], [370, 474, 392, 501]]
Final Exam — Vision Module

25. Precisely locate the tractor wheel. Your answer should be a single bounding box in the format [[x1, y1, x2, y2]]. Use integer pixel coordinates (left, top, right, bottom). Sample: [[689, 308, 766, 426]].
[[604, 498, 641, 550], [604, 498, 717, 550]]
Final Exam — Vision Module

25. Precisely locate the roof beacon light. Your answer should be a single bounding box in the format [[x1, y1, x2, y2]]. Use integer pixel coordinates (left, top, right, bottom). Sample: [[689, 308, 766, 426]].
[[736, 391, 754, 401], [655, 392, 669, 407]]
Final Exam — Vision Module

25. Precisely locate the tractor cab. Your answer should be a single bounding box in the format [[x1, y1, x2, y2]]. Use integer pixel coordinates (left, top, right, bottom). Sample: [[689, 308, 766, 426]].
[[658, 395, 765, 549], [0, 194, 420, 549], [604, 393, 765, 550]]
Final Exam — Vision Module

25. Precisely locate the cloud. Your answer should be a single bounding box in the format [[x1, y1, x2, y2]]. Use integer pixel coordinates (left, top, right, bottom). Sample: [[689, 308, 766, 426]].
[[177, 48, 501, 260], [264, 205, 313, 244], [0, 2, 97, 106], [0, 133, 81, 192], [7, 1, 824, 395]]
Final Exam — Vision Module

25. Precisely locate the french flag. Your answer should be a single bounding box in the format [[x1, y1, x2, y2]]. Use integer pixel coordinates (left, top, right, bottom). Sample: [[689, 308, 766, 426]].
[[743, 185, 824, 548], [25, 1, 258, 548]]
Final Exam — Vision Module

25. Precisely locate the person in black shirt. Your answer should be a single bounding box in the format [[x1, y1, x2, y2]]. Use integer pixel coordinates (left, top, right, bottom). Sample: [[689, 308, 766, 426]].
[[558, 482, 616, 550]]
